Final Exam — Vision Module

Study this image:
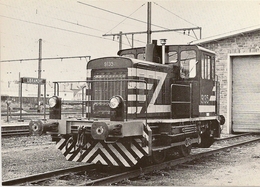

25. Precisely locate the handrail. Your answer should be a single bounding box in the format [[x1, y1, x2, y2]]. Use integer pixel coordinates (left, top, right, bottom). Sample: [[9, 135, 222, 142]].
[[52, 79, 148, 124]]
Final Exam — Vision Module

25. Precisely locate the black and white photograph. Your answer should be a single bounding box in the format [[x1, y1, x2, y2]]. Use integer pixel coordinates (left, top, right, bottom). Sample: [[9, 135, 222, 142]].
[[1, 0, 260, 185]]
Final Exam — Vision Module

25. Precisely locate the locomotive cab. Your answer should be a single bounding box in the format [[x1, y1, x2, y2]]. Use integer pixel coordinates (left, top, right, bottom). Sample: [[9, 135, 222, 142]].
[[118, 41, 219, 119]]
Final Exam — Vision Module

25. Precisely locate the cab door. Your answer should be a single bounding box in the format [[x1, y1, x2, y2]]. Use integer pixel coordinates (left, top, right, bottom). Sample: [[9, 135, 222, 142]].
[[200, 53, 217, 117]]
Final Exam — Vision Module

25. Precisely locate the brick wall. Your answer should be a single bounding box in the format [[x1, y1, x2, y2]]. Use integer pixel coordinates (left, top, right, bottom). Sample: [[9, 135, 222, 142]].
[[200, 30, 260, 133]]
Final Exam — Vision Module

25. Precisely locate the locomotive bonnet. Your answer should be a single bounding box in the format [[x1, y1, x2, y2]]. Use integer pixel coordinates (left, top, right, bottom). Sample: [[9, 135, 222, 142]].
[[29, 40, 225, 167]]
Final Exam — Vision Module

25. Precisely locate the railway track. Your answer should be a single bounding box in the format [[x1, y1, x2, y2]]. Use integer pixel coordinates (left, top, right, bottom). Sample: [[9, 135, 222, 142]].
[[1, 125, 30, 137], [2, 165, 95, 186], [82, 134, 260, 186], [2, 133, 260, 186]]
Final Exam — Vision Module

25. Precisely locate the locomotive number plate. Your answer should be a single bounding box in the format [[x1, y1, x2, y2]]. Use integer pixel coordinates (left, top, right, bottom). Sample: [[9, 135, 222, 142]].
[[104, 61, 114, 67]]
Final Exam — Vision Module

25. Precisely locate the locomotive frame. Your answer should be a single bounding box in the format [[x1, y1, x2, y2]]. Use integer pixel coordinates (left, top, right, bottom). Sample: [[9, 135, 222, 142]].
[[29, 40, 225, 167]]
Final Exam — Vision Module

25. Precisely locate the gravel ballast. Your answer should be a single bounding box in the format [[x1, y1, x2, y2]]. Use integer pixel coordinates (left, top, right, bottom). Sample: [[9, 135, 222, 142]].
[[1, 135, 85, 181], [1, 135, 260, 185]]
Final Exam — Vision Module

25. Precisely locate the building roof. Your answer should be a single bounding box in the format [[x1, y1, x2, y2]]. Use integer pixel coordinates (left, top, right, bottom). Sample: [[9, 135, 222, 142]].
[[190, 25, 260, 45]]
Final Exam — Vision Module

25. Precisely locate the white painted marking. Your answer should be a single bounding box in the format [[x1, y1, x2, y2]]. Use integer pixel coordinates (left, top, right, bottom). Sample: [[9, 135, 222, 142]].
[[127, 107, 142, 114], [128, 95, 146, 101], [117, 143, 137, 164], [128, 67, 169, 114], [131, 143, 144, 158], [72, 150, 85, 161], [100, 147, 119, 166], [108, 144, 130, 167], [128, 82, 153, 90], [56, 138, 66, 149], [210, 95, 216, 101], [199, 105, 215, 113], [93, 155, 107, 165], [82, 142, 102, 162], [147, 105, 171, 113]]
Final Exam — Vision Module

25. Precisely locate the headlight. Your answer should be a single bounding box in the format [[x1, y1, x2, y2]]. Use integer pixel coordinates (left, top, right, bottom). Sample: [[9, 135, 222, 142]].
[[48, 96, 57, 108], [109, 96, 120, 109]]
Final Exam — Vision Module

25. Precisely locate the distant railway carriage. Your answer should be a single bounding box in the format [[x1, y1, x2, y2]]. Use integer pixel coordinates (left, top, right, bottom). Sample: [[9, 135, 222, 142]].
[[29, 40, 225, 167]]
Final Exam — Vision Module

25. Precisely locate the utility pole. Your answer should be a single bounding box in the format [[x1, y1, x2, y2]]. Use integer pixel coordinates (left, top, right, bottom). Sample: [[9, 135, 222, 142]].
[[147, 2, 151, 44], [119, 31, 122, 50], [37, 39, 42, 113]]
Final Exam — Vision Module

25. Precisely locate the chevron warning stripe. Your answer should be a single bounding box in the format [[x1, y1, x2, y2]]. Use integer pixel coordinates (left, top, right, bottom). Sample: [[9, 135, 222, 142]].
[[56, 135, 150, 167]]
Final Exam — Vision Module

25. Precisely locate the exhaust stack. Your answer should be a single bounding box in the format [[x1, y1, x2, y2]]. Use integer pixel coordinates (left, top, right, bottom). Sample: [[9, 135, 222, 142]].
[[145, 40, 158, 62], [160, 39, 167, 64]]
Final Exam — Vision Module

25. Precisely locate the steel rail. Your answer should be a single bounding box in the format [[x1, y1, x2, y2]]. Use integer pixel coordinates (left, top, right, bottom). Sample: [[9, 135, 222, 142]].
[[1, 131, 29, 137], [80, 136, 260, 186], [215, 132, 252, 141], [1, 111, 83, 116], [2, 164, 94, 186]]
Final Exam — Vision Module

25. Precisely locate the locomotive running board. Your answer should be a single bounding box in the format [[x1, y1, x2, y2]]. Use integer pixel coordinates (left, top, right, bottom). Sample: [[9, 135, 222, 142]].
[[152, 137, 200, 152], [147, 116, 219, 124]]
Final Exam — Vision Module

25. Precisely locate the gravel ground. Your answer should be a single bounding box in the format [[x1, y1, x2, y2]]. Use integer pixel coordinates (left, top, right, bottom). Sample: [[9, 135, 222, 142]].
[[125, 141, 260, 186], [1, 135, 86, 181], [1, 135, 260, 186]]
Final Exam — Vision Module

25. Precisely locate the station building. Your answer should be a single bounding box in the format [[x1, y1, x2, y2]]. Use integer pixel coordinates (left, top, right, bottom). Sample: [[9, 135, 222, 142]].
[[190, 25, 260, 134]]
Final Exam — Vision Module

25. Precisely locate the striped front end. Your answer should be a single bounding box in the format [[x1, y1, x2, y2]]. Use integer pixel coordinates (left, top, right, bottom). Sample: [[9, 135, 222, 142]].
[[56, 137, 149, 167], [56, 123, 151, 167], [86, 65, 172, 118]]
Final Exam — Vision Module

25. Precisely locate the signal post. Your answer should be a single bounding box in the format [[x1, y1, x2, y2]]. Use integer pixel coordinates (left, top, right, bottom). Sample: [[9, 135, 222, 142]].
[[19, 77, 47, 122]]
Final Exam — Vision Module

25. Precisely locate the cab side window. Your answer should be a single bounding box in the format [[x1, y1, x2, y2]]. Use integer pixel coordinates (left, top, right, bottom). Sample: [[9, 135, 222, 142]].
[[201, 54, 215, 80]]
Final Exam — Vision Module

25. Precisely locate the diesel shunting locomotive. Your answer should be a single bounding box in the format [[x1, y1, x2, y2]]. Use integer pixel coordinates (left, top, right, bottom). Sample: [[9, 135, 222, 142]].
[[29, 40, 225, 167]]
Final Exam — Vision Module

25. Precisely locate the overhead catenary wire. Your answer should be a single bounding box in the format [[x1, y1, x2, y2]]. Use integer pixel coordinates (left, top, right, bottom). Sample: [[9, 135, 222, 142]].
[[153, 2, 199, 28], [0, 15, 106, 40], [0, 15, 131, 47], [52, 18, 104, 33], [77, 1, 169, 30], [0, 1, 117, 34], [105, 3, 146, 34], [0, 2, 133, 50], [0, 55, 91, 63]]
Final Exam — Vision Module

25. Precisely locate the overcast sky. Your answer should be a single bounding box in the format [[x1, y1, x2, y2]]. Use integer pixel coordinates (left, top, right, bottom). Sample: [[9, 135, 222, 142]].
[[1, 0, 260, 95]]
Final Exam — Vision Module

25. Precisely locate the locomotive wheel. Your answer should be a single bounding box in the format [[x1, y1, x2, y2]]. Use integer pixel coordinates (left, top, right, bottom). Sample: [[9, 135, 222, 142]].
[[178, 145, 192, 157], [199, 135, 214, 148], [152, 150, 166, 164]]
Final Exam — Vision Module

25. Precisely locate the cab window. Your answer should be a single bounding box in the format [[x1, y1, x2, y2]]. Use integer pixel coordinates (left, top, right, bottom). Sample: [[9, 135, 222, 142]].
[[201, 54, 214, 80], [137, 53, 145, 60], [121, 54, 135, 59], [180, 50, 197, 78], [168, 51, 178, 63]]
